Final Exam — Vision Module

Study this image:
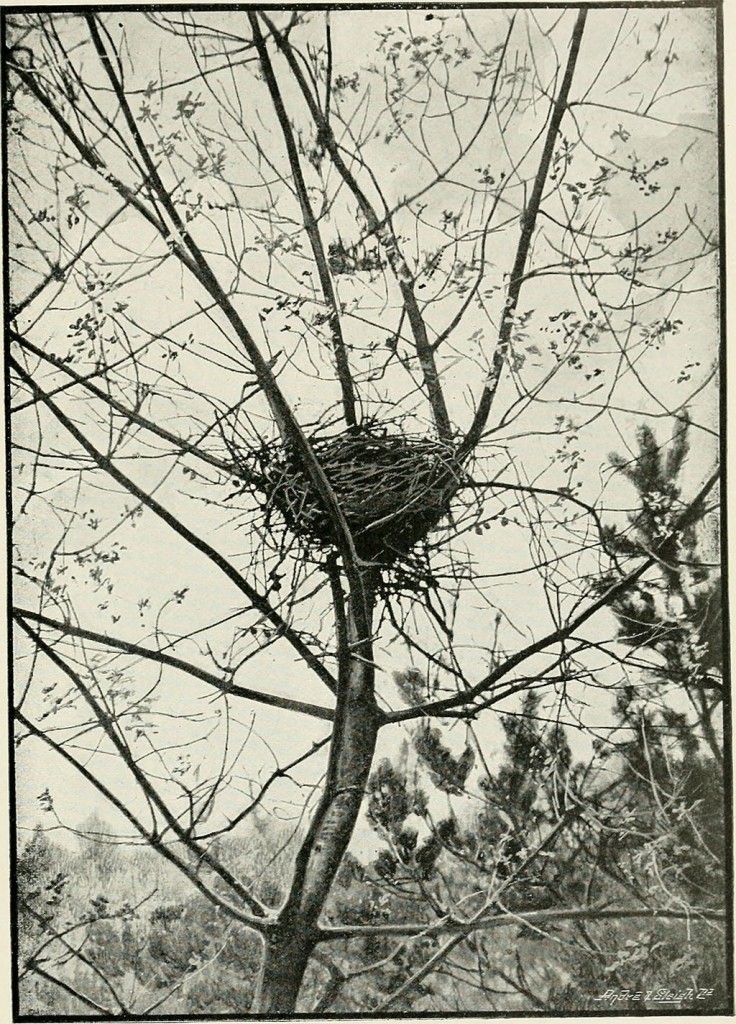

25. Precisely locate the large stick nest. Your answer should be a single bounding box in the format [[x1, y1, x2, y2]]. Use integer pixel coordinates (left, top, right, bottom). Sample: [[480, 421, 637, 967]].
[[236, 429, 463, 564]]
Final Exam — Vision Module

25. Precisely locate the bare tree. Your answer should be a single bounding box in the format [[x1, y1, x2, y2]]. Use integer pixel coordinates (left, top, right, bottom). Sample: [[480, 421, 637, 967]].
[[8, 6, 725, 1016]]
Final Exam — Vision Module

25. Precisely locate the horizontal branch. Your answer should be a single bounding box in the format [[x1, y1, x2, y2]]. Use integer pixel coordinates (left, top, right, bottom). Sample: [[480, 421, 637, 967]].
[[466, 476, 621, 563], [317, 905, 726, 942], [14, 608, 335, 722]]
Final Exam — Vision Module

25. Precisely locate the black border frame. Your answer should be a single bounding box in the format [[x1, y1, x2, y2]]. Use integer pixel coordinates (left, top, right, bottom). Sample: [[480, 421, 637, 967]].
[[3, 3, 731, 1020]]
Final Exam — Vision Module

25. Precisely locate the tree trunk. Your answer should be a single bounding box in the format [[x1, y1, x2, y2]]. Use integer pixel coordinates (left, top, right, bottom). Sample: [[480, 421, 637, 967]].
[[252, 571, 380, 1013], [253, 926, 318, 1014]]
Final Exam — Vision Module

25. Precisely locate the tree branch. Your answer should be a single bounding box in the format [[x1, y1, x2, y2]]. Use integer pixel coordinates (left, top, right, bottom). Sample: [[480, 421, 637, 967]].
[[261, 12, 452, 443], [82, 9, 372, 638], [317, 906, 726, 942], [15, 708, 266, 929], [249, 12, 358, 429], [26, 965, 114, 1016], [458, 8, 588, 457], [386, 467, 719, 723], [11, 330, 236, 476], [10, 356, 338, 695], [16, 618, 272, 920], [14, 608, 336, 722]]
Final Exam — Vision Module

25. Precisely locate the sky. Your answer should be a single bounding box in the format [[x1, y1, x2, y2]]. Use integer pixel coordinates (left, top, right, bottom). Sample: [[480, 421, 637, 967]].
[[7, 4, 722, 862]]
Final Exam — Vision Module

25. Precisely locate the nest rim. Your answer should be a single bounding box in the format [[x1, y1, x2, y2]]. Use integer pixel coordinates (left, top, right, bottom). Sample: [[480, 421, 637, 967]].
[[233, 426, 464, 566]]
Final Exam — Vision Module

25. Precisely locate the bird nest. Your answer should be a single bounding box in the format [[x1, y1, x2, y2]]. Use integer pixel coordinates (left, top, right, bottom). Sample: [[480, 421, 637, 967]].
[[236, 429, 462, 565]]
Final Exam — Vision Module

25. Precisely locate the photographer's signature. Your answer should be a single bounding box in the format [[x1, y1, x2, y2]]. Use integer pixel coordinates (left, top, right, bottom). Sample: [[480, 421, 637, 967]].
[[593, 987, 715, 1008]]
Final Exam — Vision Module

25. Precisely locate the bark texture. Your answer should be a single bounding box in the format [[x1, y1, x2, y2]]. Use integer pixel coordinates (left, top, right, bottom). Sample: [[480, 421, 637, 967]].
[[252, 572, 380, 1012]]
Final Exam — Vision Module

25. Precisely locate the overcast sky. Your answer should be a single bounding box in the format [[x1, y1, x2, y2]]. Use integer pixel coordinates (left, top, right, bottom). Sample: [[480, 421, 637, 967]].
[[9, 4, 721, 855]]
